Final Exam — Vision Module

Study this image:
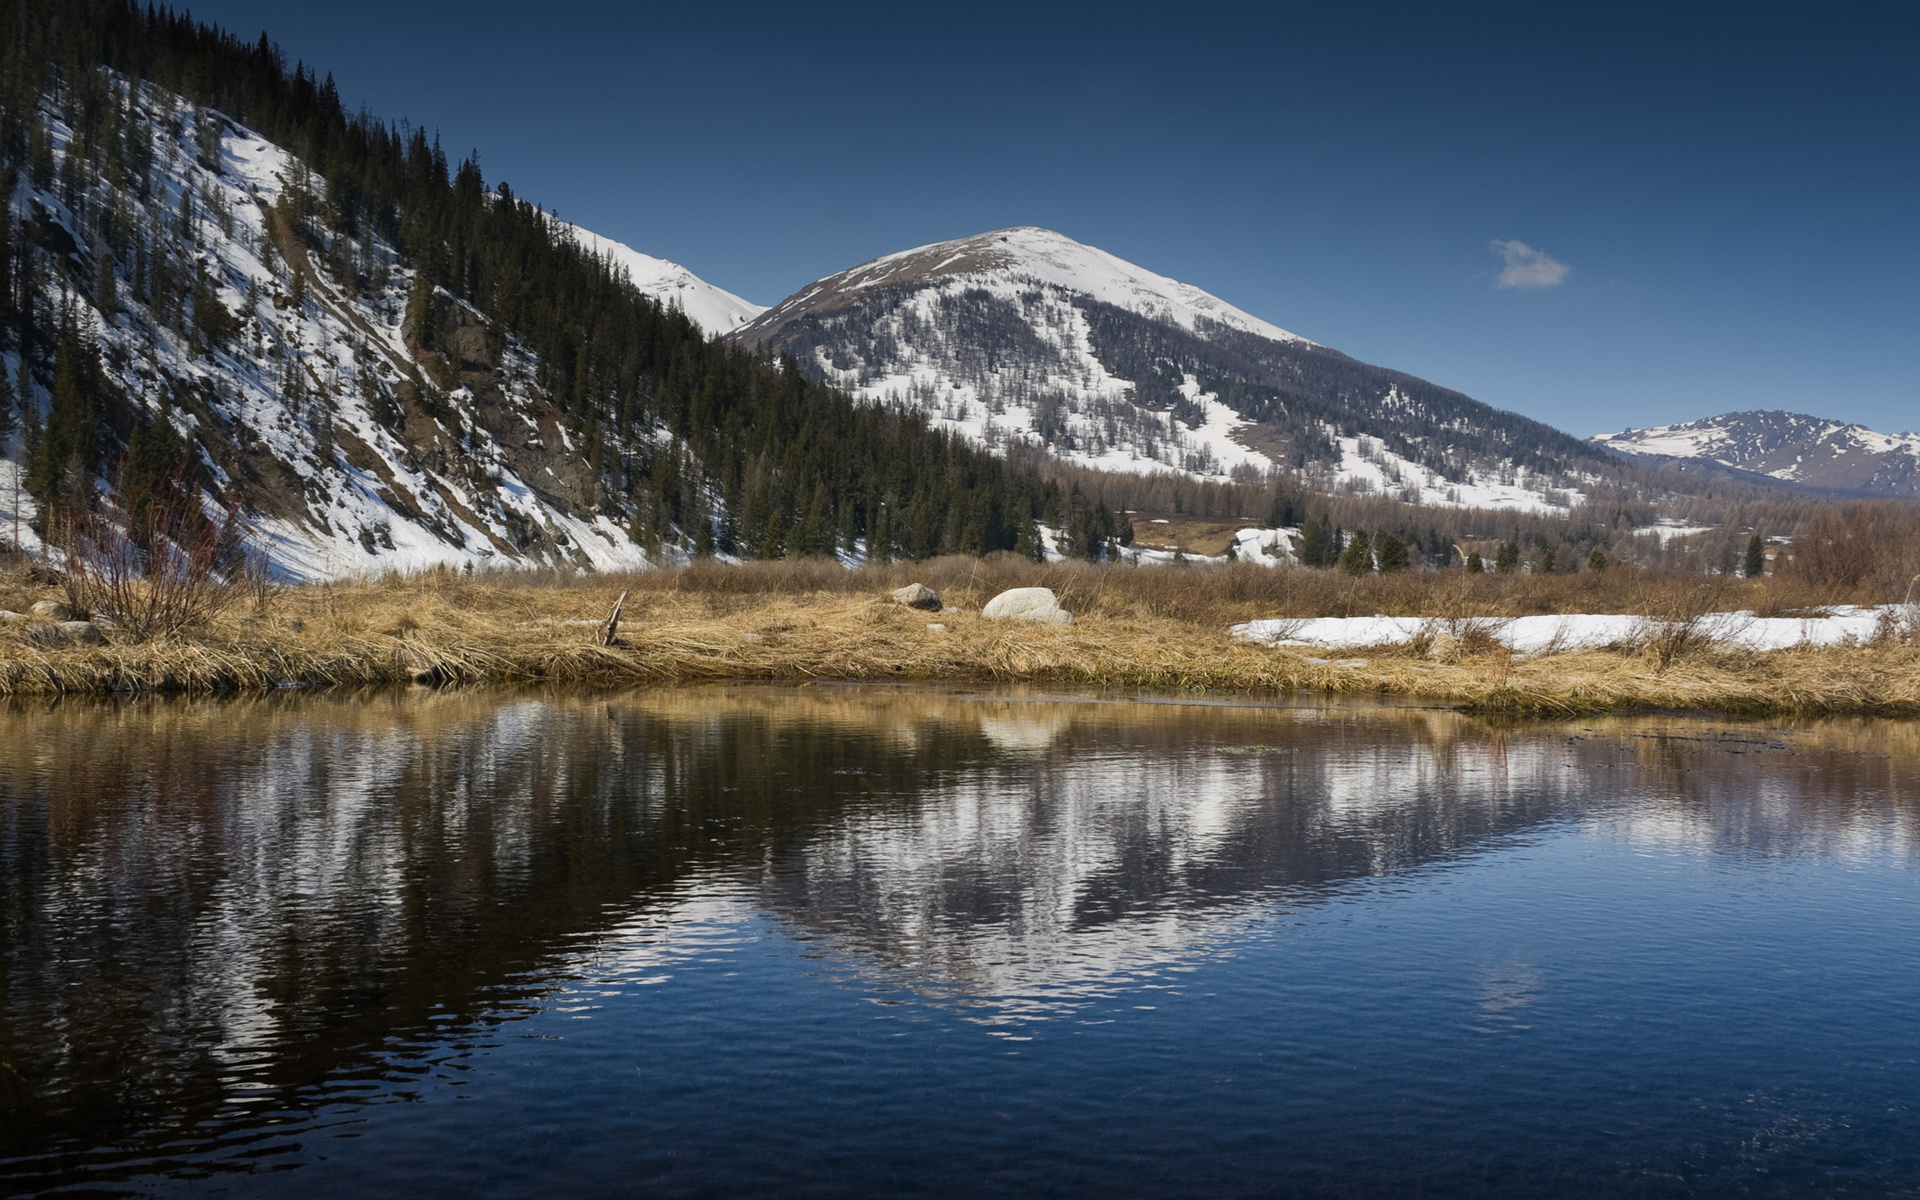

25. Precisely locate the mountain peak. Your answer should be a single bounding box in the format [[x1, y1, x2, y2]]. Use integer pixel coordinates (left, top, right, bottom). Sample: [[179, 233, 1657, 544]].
[[732, 226, 1603, 500], [738, 227, 1309, 348]]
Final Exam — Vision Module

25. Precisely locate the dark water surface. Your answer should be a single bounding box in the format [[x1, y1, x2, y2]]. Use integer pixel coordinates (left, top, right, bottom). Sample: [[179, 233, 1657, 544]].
[[2, 686, 1918, 1197]]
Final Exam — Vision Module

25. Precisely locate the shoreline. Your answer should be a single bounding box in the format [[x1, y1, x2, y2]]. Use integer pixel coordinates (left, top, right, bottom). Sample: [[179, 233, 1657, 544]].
[[3, 586, 1917, 717]]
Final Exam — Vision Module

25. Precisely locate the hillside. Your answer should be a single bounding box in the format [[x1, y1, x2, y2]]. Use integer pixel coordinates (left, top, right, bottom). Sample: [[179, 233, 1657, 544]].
[[734, 227, 1618, 514], [1594, 411, 1920, 497], [0, 0, 1056, 577]]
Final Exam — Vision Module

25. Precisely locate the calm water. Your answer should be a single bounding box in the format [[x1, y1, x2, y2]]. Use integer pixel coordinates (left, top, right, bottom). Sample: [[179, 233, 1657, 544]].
[[1, 686, 1917, 1198]]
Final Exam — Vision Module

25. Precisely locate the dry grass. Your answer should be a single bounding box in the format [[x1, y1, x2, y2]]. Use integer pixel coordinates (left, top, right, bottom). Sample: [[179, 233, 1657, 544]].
[[1, 556, 1917, 716]]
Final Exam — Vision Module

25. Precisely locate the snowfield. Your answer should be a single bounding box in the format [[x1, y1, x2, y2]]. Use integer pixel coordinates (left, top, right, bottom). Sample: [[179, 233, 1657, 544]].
[[1231, 607, 1903, 654]]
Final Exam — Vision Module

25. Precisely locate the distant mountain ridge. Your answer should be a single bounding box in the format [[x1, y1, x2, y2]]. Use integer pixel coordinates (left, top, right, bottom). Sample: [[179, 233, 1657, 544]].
[[1593, 411, 1920, 497], [733, 227, 1616, 514]]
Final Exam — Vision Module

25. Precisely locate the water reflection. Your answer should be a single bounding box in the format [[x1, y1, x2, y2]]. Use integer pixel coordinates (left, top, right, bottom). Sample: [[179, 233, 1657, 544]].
[[1, 686, 1916, 1192]]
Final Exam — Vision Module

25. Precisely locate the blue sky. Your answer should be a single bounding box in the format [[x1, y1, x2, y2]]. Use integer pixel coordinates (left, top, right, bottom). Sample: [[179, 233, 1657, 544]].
[[187, 0, 1917, 437]]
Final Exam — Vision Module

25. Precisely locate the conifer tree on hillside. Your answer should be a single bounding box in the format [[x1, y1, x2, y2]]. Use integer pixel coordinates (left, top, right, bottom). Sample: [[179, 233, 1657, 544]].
[[1744, 534, 1765, 578], [1339, 528, 1373, 575], [1376, 532, 1409, 573], [1297, 515, 1334, 567]]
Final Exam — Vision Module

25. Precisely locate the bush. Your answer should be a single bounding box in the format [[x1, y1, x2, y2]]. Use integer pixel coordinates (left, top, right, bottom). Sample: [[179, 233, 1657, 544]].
[[54, 484, 247, 640]]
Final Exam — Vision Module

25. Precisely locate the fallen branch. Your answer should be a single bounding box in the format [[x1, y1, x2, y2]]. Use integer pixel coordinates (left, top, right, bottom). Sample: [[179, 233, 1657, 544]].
[[602, 590, 627, 647]]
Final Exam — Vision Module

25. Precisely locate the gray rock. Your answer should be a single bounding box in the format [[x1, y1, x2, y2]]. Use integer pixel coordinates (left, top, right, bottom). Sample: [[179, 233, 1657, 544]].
[[981, 586, 1074, 625], [0, 610, 25, 623], [30, 600, 73, 621], [58, 621, 105, 646], [890, 582, 942, 611]]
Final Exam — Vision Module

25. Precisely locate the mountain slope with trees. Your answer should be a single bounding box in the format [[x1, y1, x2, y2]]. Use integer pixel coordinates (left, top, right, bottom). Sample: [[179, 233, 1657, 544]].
[[0, 0, 1061, 576], [734, 227, 1624, 515]]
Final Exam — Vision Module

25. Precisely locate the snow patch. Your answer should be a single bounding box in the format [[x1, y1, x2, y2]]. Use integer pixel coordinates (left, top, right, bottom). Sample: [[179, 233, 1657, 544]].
[[1232, 607, 1900, 654]]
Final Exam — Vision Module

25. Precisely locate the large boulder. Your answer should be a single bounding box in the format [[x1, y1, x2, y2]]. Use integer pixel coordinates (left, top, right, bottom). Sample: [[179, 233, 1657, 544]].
[[30, 600, 73, 621], [890, 583, 942, 612], [981, 587, 1074, 625]]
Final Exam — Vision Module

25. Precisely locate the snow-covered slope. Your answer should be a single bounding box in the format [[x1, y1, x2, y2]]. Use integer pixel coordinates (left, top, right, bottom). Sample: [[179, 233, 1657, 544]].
[[747, 227, 1310, 348], [563, 224, 764, 335], [2, 75, 734, 579], [1594, 412, 1920, 497], [735, 227, 1607, 510]]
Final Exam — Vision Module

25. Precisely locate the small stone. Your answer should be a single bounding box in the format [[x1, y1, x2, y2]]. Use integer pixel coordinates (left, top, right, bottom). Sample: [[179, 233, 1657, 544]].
[[89, 613, 119, 631], [926, 623, 947, 633], [58, 621, 105, 646], [890, 583, 942, 611], [0, 610, 24, 623], [30, 600, 73, 621], [981, 587, 1074, 625]]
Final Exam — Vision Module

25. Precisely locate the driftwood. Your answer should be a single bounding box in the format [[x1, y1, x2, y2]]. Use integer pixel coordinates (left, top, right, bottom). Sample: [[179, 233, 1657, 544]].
[[602, 590, 628, 647]]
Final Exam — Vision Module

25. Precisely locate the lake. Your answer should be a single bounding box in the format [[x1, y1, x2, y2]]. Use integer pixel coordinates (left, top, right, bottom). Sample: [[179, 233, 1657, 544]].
[[1, 686, 1917, 1197]]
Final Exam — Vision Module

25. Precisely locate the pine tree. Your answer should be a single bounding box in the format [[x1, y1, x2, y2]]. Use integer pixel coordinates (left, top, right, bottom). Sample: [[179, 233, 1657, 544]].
[[794, 483, 835, 558], [28, 328, 102, 513], [868, 505, 892, 564], [0, 196, 13, 330], [1376, 532, 1409, 573], [1298, 516, 1333, 567], [95, 251, 117, 317], [1466, 551, 1485, 574], [1588, 548, 1607, 572], [1495, 541, 1520, 574], [0, 370, 15, 447], [1339, 528, 1374, 575], [1744, 534, 1765, 578]]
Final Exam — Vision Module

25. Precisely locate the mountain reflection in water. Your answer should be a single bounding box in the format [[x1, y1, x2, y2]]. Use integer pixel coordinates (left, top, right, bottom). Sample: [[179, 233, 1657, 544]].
[[1, 686, 1917, 1196]]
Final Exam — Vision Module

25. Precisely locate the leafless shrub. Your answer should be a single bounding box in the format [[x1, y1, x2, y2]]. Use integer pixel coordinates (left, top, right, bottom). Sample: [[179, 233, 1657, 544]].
[[242, 546, 279, 614], [54, 487, 243, 641], [1632, 579, 1737, 671]]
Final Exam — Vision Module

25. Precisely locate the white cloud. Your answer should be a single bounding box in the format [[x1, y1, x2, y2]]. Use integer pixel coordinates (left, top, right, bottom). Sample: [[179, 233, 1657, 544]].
[[1490, 239, 1570, 289]]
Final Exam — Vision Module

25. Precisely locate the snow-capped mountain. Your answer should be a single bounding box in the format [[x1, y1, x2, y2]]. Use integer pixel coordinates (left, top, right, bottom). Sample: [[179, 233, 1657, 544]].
[[563, 224, 765, 334], [1593, 411, 1920, 497], [733, 227, 1609, 513]]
